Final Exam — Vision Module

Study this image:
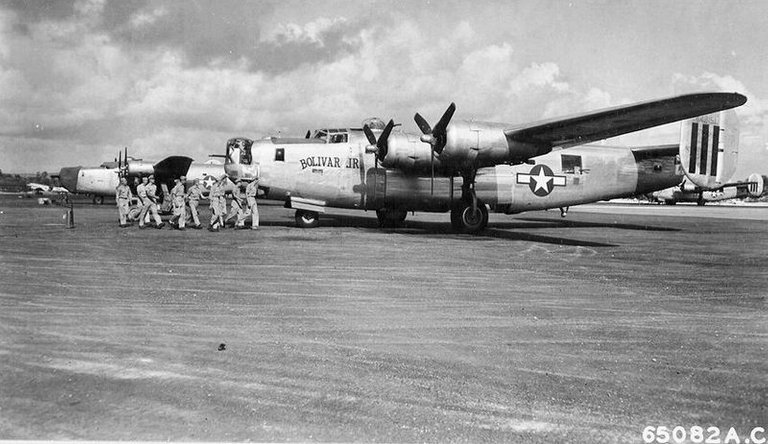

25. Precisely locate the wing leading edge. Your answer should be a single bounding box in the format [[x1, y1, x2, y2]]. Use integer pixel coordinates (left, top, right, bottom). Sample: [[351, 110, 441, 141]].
[[505, 92, 747, 150]]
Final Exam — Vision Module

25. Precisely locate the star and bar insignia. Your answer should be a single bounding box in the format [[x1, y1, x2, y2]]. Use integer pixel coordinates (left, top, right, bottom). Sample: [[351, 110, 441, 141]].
[[516, 164, 566, 197], [202, 175, 216, 189]]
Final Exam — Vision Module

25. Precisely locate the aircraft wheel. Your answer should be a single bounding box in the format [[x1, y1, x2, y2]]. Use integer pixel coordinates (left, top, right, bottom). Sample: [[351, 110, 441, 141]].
[[376, 209, 407, 227], [128, 207, 141, 221], [295, 209, 320, 228], [451, 200, 488, 234], [94, 195, 104, 205]]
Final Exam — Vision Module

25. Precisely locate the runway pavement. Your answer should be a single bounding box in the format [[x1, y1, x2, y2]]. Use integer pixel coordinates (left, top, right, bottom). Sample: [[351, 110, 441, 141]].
[[0, 194, 766, 442]]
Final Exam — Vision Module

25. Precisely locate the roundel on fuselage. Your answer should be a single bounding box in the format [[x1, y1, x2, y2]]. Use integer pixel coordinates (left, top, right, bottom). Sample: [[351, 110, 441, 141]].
[[515, 164, 567, 197]]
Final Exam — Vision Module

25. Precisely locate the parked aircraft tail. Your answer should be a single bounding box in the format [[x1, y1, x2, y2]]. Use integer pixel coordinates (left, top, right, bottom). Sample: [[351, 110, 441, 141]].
[[747, 173, 767, 198], [679, 109, 739, 189]]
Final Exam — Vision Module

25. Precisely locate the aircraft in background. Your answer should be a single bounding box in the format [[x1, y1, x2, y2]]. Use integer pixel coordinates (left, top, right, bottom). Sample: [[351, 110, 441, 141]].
[[26, 182, 69, 195], [26, 182, 52, 194], [54, 151, 226, 204], [224, 92, 747, 233], [649, 173, 766, 205]]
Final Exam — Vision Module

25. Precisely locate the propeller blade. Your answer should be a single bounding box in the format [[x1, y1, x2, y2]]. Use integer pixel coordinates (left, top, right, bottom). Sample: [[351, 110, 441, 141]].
[[305, 130, 311, 139], [118, 150, 122, 170], [430, 148, 435, 195], [432, 102, 456, 135], [377, 119, 394, 160], [414, 103, 456, 154], [414, 113, 432, 135], [362, 124, 377, 146]]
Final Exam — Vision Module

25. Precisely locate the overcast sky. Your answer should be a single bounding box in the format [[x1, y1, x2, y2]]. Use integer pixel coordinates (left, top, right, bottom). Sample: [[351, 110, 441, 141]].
[[1, 0, 767, 178]]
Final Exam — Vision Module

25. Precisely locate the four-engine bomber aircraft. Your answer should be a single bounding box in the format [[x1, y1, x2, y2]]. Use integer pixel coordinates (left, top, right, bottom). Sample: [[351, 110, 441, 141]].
[[224, 92, 747, 233], [55, 151, 225, 205]]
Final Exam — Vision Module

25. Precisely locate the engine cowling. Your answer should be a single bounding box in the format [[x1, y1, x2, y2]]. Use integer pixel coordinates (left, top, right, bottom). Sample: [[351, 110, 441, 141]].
[[380, 132, 440, 172], [126, 160, 155, 176], [440, 121, 549, 170]]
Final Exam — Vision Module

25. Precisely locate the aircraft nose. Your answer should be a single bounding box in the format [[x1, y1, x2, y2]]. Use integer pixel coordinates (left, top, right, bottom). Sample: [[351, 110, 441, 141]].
[[58, 167, 80, 192]]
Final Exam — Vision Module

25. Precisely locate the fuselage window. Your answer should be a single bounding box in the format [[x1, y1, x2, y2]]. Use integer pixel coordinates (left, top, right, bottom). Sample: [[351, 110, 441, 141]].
[[561, 154, 582, 174], [275, 148, 285, 162]]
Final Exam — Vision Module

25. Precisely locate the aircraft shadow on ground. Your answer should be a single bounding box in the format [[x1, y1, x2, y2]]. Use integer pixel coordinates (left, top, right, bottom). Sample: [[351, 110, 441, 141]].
[[513, 217, 680, 232], [315, 214, 618, 248]]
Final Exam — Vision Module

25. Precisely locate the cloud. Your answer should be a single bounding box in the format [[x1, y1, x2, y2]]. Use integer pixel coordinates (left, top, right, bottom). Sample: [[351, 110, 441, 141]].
[[263, 17, 349, 45], [4, 1, 763, 178], [128, 5, 167, 28]]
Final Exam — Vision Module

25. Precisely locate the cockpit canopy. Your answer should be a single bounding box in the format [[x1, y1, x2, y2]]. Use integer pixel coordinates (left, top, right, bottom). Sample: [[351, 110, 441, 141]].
[[311, 128, 348, 143]]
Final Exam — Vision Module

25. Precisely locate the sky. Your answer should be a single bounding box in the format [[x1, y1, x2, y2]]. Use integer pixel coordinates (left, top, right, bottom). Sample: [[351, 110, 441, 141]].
[[1, 0, 767, 178]]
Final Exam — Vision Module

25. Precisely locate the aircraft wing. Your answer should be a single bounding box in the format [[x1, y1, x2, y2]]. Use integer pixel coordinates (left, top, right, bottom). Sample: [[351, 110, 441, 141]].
[[505, 92, 747, 149]]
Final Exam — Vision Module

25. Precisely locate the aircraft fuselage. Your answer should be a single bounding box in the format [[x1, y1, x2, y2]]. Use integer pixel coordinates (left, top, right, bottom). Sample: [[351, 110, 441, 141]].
[[226, 137, 682, 214]]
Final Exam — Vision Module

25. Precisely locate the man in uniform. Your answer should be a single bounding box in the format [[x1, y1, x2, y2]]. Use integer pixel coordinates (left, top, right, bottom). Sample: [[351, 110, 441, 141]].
[[139, 175, 164, 229], [186, 177, 204, 229], [169, 177, 186, 230], [244, 176, 259, 229], [115, 177, 133, 227], [231, 179, 247, 229], [217, 175, 229, 228], [208, 176, 224, 231]]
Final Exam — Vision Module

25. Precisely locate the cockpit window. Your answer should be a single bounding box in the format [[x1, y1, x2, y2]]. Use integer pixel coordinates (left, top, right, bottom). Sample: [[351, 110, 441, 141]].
[[312, 129, 348, 143], [329, 133, 347, 143]]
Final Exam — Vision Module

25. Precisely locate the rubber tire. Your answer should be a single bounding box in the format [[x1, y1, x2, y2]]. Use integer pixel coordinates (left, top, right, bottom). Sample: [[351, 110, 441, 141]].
[[295, 209, 320, 228], [94, 195, 104, 205], [376, 209, 407, 227], [450, 200, 488, 234]]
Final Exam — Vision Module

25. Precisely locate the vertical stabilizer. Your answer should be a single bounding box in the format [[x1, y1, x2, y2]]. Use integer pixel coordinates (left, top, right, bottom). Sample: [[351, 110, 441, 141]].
[[679, 109, 739, 189]]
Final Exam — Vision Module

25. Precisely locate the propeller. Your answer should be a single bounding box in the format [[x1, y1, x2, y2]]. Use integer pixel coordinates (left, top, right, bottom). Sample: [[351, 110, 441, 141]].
[[414, 102, 455, 155], [362, 119, 395, 168], [305, 130, 311, 139], [414, 103, 456, 194], [117, 146, 129, 178]]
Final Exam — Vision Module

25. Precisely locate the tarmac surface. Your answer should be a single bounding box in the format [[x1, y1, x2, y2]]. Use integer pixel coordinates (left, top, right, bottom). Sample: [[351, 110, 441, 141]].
[[0, 194, 766, 442]]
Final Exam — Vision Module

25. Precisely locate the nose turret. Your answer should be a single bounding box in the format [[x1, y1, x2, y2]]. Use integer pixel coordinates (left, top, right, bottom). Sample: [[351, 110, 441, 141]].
[[58, 167, 81, 192]]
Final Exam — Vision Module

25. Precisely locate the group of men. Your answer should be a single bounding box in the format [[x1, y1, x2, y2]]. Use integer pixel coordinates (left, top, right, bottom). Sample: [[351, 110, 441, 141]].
[[115, 174, 259, 231]]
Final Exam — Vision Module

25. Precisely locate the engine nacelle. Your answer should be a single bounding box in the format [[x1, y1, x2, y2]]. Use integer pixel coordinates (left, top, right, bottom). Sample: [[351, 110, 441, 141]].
[[380, 132, 440, 172], [441, 120, 549, 169], [127, 160, 155, 176], [747, 173, 767, 197]]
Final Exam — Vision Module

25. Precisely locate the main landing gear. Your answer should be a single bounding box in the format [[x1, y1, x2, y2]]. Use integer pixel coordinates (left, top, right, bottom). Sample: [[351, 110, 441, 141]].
[[295, 209, 320, 228], [92, 195, 104, 205], [450, 174, 488, 234], [450, 199, 488, 233]]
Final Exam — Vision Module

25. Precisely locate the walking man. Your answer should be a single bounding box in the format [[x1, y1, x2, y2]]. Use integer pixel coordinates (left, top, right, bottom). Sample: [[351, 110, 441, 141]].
[[208, 177, 224, 231], [245, 176, 259, 229], [115, 177, 133, 227], [169, 177, 186, 230], [186, 178, 204, 229], [138, 175, 164, 229], [231, 179, 247, 229]]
